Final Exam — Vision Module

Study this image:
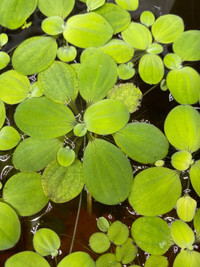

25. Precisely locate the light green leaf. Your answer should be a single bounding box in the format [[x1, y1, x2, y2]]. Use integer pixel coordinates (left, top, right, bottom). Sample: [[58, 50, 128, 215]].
[[94, 3, 131, 34], [115, 0, 138, 11], [116, 238, 138, 264], [5, 251, 50, 267], [144, 255, 168, 267], [38, 0, 75, 18], [166, 67, 200, 104], [173, 250, 200, 267], [57, 147, 75, 167], [99, 39, 134, 63], [41, 16, 65, 35], [12, 36, 57, 75], [73, 123, 87, 137], [80, 47, 101, 62], [171, 150, 193, 171], [194, 208, 200, 238], [57, 252, 95, 267], [139, 54, 164, 84], [108, 221, 129, 245], [164, 105, 200, 153], [0, 70, 30, 104], [28, 82, 43, 98], [12, 137, 62, 172], [0, 202, 21, 250], [170, 220, 194, 249], [96, 253, 121, 267], [129, 167, 181, 216], [63, 13, 113, 48], [3, 172, 49, 216], [146, 43, 163, 54], [89, 232, 110, 253], [0, 33, 8, 47], [0, 51, 10, 70], [87, 0, 105, 11], [38, 61, 78, 104], [14, 97, 75, 139], [114, 123, 169, 164], [0, 100, 5, 129], [78, 51, 117, 104], [97, 217, 110, 232], [190, 160, 200, 197], [152, 14, 184, 44], [57, 46, 77, 62], [33, 228, 60, 257], [176, 195, 197, 222], [173, 30, 200, 61], [140, 11, 155, 27], [84, 99, 129, 135], [0, 126, 21, 151], [0, 0, 37, 29], [117, 63, 135, 80], [131, 216, 171, 255], [122, 22, 152, 50], [83, 139, 133, 205], [42, 160, 84, 203], [164, 53, 182, 69]]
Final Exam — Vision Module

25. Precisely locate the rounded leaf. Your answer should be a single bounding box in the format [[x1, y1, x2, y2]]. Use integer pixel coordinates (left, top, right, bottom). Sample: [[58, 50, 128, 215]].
[[73, 123, 87, 137], [108, 221, 129, 245], [140, 11, 155, 27], [29, 82, 43, 98], [57, 46, 77, 62], [0, 51, 10, 70], [3, 172, 49, 216], [117, 63, 135, 80], [163, 53, 182, 69], [164, 105, 200, 153], [97, 217, 110, 232], [194, 208, 200, 237], [41, 16, 65, 35], [0, 100, 5, 129], [171, 150, 193, 171], [33, 228, 60, 256], [83, 139, 133, 205], [0, 202, 21, 250], [152, 14, 184, 44], [131, 216, 171, 255], [89, 232, 110, 253], [114, 123, 169, 164], [14, 97, 75, 139], [129, 167, 181, 216], [116, 238, 138, 264], [96, 253, 121, 267], [176, 195, 197, 222], [86, 0, 105, 11], [84, 99, 130, 135], [42, 160, 84, 203], [12, 36, 57, 75], [173, 250, 200, 267], [146, 43, 163, 54], [0, 33, 8, 47], [115, 0, 138, 11], [57, 252, 95, 267], [190, 160, 200, 196], [145, 255, 168, 267], [57, 147, 75, 167], [0, 126, 20, 151], [63, 13, 113, 48]]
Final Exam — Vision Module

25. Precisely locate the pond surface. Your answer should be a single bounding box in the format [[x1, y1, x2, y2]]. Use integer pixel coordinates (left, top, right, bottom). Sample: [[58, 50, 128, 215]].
[[0, 0, 200, 266]]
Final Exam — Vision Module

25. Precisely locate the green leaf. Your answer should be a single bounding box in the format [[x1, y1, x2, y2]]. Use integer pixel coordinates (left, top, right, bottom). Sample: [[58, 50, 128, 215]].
[[97, 217, 110, 232], [12, 36, 57, 75], [0, 33, 8, 47], [0, 202, 21, 250], [173, 250, 200, 267], [146, 43, 163, 55], [152, 14, 184, 44], [0, 51, 10, 70], [164, 53, 182, 69], [57, 147, 75, 167], [176, 195, 197, 222], [139, 54, 164, 84], [173, 30, 200, 61], [41, 16, 65, 35], [107, 83, 142, 113], [0, 0, 37, 29], [171, 150, 193, 171], [63, 13, 113, 48], [14, 97, 75, 139], [57, 252, 95, 267], [84, 99, 129, 135], [108, 221, 129, 245], [57, 46, 77, 62], [3, 172, 49, 216], [140, 11, 155, 27], [38, 0, 75, 18], [96, 253, 121, 267], [38, 61, 78, 104], [115, 0, 138, 11], [12, 137, 62, 172], [113, 123, 169, 164], [129, 167, 181, 216], [166, 67, 200, 104], [117, 63, 135, 80], [94, 3, 131, 34], [116, 238, 138, 264], [122, 22, 152, 50], [194, 208, 200, 238], [99, 39, 134, 64], [42, 160, 84, 203], [164, 105, 200, 153], [33, 228, 60, 257], [131, 216, 171, 255], [83, 139, 133, 205], [0, 70, 30, 104], [144, 255, 168, 267], [170, 220, 194, 249], [190, 160, 200, 197], [86, 0, 105, 11], [78, 51, 117, 104], [0, 126, 21, 151], [73, 123, 87, 137], [0, 100, 5, 129], [89, 232, 110, 253], [28, 82, 43, 98], [5, 251, 50, 267]]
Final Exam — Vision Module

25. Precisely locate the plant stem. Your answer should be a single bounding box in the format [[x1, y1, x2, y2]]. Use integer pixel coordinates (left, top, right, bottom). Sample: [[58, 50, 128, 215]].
[[69, 100, 79, 116], [87, 192, 92, 216], [143, 84, 159, 97]]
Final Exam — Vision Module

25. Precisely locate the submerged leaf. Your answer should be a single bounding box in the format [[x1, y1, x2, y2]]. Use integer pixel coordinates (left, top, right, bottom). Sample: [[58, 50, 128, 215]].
[[0, 126, 21, 151]]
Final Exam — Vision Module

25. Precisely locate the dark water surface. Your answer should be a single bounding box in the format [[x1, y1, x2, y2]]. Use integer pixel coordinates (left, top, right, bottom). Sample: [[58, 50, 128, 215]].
[[0, 0, 200, 266]]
